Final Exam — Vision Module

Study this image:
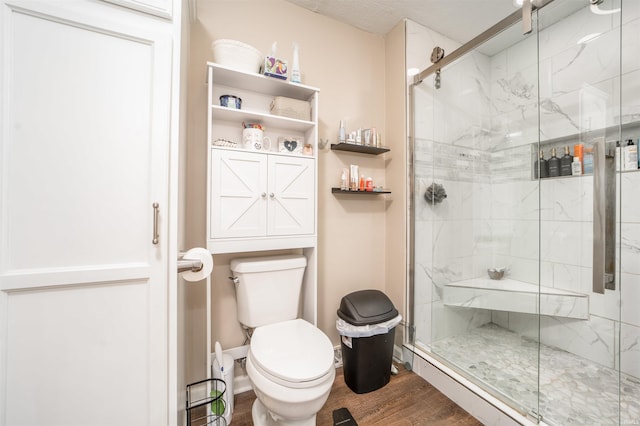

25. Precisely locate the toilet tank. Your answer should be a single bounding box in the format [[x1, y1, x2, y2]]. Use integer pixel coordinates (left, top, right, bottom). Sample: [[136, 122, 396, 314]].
[[230, 254, 307, 328]]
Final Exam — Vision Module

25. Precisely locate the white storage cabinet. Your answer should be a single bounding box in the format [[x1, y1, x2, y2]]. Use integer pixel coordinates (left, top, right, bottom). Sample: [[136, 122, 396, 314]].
[[210, 149, 315, 239], [206, 62, 319, 254]]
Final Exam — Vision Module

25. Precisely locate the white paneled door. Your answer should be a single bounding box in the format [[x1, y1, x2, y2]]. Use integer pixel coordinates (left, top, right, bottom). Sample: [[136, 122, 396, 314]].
[[0, 1, 176, 425]]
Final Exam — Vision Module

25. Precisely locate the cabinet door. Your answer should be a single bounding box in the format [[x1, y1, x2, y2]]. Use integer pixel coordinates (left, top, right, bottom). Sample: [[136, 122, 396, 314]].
[[267, 156, 315, 236], [210, 150, 268, 238], [0, 1, 174, 425]]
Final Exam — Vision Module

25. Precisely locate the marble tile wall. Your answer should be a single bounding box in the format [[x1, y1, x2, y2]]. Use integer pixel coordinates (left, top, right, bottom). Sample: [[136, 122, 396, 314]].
[[409, 3, 640, 381]]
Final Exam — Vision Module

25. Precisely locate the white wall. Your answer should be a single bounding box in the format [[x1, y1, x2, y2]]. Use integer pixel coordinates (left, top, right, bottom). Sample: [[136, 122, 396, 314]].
[[184, 0, 396, 383]]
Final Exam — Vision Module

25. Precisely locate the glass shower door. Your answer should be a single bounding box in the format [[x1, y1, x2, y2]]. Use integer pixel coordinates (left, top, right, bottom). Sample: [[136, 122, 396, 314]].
[[411, 11, 543, 418], [536, 1, 637, 425]]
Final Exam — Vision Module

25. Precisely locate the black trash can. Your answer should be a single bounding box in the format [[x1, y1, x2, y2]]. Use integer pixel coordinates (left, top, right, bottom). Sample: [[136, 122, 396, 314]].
[[336, 289, 401, 394]]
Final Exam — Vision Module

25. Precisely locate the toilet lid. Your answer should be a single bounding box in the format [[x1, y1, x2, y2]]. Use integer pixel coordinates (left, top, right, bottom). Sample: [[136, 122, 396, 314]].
[[250, 319, 334, 383]]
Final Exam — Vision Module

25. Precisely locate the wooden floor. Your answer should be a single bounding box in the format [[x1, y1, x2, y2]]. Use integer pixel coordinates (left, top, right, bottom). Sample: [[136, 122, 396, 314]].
[[230, 364, 482, 425]]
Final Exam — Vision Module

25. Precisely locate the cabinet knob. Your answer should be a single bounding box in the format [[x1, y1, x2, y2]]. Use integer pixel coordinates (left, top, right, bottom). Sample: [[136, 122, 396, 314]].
[[261, 192, 267, 198], [270, 193, 275, 198]]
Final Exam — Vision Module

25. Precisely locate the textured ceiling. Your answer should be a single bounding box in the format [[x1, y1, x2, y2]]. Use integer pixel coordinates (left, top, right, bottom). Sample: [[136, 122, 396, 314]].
[[282, 0, 522, 44]]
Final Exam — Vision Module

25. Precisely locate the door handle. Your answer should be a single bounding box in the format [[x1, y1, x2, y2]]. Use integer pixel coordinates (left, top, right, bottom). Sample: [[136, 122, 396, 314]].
[[152, 202, 160, 245], [592, 137, 616, 293]]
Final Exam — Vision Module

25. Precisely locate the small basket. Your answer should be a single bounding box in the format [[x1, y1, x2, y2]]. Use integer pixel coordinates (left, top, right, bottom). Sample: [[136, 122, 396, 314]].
[[186, 378, 227, 426], [270, 96, 311, 121], [211, 39, 263, 74], [212, 138, 238, 148]]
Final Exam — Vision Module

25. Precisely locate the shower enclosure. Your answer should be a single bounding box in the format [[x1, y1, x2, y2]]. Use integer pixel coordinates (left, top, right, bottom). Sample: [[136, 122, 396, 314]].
[[409, 1, 639, 424]]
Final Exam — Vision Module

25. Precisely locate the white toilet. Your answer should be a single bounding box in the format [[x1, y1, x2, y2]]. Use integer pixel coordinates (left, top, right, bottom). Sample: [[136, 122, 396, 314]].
[[230, 254, 335, 426]]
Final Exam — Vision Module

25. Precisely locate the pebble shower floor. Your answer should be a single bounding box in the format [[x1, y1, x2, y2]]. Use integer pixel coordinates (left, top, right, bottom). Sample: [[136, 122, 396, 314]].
[[430, 323, 640, 425]]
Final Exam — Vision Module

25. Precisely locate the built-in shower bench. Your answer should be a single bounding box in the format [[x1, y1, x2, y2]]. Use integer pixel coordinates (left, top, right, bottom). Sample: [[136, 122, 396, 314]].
[[443, 278, 589, 319]]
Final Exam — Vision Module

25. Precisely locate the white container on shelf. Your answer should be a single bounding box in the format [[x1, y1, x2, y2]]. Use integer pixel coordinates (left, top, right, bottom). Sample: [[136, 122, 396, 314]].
[[211, 39, 263, 74]]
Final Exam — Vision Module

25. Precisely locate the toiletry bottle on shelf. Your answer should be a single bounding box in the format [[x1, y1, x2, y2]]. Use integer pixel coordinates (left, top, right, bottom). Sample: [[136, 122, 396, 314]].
[[291, 42, 301, 83], [535, 150, 549, 179], [583, 148, 594, 174], [339, 120, 345, 144], [340, 168, 348, 191], [615, 140, 622, 171], [349, 165, 359, 191], [624, 139, 638, 171], [366, 177, 373, 191], [574, 143, 584, 173], [548, 147, 560, 177], [560, 145, 573, 176], [359, 174, 365, 191], [572, 157, 582, 176]]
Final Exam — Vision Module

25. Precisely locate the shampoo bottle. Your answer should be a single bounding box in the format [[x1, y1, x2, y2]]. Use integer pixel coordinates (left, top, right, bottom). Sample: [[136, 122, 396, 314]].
[[560, 145, 573, 176], [548, 147, 560, 177], [339, 120, 346, 144], [535, 150, 549, 179]]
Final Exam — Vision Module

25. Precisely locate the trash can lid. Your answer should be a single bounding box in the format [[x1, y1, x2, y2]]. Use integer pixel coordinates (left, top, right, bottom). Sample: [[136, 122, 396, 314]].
[[337, 289, 398, 326]]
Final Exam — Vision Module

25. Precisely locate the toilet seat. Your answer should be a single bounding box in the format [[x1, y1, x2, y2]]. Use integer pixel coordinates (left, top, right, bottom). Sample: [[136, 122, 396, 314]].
[[250, 319, 334, 389]]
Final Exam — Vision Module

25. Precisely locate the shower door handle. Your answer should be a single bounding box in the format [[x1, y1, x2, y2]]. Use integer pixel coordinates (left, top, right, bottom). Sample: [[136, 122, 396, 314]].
[[592, 137, 616, 294]]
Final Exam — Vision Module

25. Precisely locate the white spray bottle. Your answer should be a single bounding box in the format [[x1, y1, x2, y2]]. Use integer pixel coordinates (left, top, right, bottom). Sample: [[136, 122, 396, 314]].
[[291, 42, 301, 83]]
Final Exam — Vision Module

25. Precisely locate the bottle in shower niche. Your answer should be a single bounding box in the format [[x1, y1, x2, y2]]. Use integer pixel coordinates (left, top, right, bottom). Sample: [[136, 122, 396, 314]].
[[583, 148, 594, 174], [548, 147, 560, 177], [624, 139, 638, 171], [535, 150, 549, 179], [560, 145, 573, 176]]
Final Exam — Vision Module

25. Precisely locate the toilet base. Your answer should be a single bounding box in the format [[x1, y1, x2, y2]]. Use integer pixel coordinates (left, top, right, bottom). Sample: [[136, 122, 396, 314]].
[[252, 399, 316, 426]]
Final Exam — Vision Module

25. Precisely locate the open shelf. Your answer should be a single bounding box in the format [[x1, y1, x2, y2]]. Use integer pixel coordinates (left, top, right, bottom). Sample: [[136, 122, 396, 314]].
[[330, 143, 390, 155], [208, 62, 319, 100], [538, 120, 640, 148], [211, 104, 315, 132], [331, 188, 391, 195]]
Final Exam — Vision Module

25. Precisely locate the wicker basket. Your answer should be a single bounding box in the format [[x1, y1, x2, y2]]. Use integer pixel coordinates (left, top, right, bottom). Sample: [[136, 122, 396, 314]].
[[211, 39, 263, 74], [270, 96, 311, 121]]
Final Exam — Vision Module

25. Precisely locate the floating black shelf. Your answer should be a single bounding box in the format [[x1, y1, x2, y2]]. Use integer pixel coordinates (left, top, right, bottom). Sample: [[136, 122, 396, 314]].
[[331, 188, 391, 195], [330, 143, 390, 155]]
